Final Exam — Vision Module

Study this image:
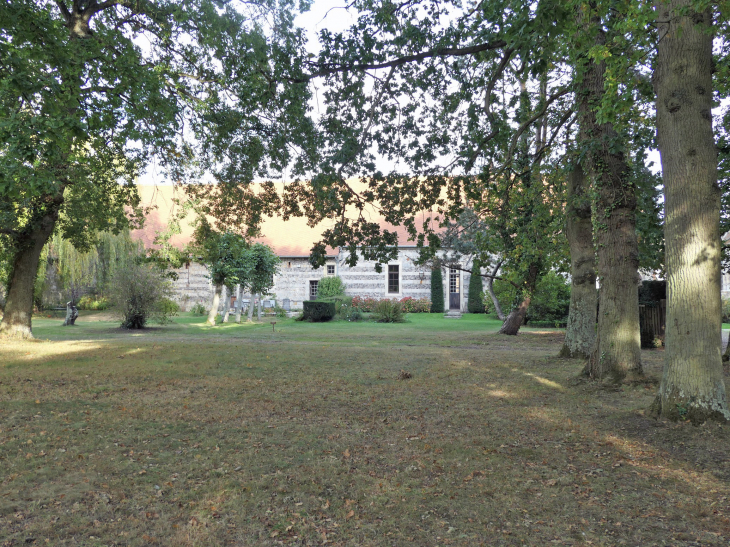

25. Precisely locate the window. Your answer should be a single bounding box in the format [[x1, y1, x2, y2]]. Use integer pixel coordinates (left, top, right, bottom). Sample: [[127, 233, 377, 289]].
[[388, 265, 399, 293], [450, 268, 460, 294], [309, 280, 318, 299], [327, 264, 335, 276]]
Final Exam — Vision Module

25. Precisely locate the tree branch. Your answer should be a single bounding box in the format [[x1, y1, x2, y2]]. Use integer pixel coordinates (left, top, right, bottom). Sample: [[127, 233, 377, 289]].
[[295, 39, 508, 82]]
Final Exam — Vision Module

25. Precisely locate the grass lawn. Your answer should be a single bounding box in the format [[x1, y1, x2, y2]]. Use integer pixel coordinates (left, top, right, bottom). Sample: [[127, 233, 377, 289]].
[[1, 312, 729, 546]]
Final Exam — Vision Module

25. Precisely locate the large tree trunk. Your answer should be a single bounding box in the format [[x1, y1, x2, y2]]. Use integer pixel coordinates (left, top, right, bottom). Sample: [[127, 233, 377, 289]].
[[486, 260, 505, 320], [207, 284, 223, 326], [650, 1, 729, 423], [559, 163, 597, 358], [0, 211, 58, 339], [577, 11, 642, 382]]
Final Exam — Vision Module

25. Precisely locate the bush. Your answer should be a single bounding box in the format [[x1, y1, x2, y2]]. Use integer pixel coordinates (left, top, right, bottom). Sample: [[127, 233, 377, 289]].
[[467, 261, 486, 313], [351, 295, 379, 312], [190, 302, 207, 315], [317, 276, 346, 299], [109, 263, 175, 329], [303, 301, 336, 322], [273, 305, 287, 318], [527, 272, 571, 323], [430, 268, 444, 313], [399, 296, 431, 313], [372, 299, 404, 323], [77, 295, 110, 310], [157, 298, 180, 324]]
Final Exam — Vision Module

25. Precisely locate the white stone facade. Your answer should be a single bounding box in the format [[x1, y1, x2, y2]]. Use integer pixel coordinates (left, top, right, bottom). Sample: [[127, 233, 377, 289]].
[[168, 247, 474, 313]]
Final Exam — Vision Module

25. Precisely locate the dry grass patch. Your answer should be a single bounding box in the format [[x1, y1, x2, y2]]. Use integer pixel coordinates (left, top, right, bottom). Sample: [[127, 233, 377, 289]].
[[1, 316, 729, 546]]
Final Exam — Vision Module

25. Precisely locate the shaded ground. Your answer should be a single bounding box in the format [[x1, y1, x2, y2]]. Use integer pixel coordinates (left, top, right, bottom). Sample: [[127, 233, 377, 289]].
[[1, 314, 729, 546]]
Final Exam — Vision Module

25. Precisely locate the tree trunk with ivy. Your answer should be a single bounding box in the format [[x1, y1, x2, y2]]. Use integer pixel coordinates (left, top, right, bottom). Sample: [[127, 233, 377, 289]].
[[578, 11, 642, 381], [559, 163, 597, 359], [650, 0, 729, 422]]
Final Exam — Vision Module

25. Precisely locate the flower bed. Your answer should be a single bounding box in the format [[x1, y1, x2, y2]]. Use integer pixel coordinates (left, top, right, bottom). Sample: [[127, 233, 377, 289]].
[[350, 296, 431, 313]]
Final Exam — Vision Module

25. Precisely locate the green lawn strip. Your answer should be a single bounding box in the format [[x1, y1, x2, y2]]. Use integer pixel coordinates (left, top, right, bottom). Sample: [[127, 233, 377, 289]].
[[1, 319, 729, 545]]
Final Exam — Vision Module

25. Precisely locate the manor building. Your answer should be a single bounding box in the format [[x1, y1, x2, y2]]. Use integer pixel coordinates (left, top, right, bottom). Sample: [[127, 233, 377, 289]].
[[132, 185, 475, 313]]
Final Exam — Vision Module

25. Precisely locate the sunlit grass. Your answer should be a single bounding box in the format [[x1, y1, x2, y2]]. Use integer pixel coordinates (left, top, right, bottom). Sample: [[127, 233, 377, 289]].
[[1, 313, 729, 546]]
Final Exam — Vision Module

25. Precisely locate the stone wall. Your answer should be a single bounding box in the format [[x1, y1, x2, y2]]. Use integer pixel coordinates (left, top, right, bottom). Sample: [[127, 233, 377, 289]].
[[167, 249, 474, 312]]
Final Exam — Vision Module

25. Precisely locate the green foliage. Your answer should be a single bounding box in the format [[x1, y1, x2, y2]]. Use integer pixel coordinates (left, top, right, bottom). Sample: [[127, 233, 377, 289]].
[[467, 261, 486, 313], [317, 276, 346, 299], [528, 272, 571, 323], [302, 301, 336, 322], [109, 263, 175, 329], [639, 281, 666, 307], [430, 268, 445, 313], [46, 230, 143, 305], [371, 300, 405, 323], [190, 303, 207, 316], [190, 217, 280, 298], [77, 296, 110, 311], [494, 271, 570, 323]]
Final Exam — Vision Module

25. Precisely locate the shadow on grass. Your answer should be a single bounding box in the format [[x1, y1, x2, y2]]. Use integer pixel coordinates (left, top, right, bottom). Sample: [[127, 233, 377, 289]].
[[1, 317, 729, 545]]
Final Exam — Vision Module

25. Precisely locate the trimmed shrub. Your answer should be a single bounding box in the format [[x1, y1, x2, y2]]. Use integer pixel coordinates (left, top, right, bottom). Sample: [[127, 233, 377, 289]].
[[372, 299, 404, 323], [303, 301, 336, 322], [467, 261, 485, 313], [430, 268, 445, 313], [317, 276, 346, 298]]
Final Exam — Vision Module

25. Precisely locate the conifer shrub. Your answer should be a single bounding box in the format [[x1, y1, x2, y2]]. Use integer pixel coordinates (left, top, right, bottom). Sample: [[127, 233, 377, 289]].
[[467, 261, 486, 313], [430, 268, 445, 313]]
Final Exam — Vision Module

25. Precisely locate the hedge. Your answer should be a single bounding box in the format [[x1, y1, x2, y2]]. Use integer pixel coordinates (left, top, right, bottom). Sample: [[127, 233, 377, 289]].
[[303, 301, 336, 322]]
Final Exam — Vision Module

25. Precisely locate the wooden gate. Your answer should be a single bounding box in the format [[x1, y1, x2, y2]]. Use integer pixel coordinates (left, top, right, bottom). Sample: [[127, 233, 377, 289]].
[[639, 299, 666, 339]]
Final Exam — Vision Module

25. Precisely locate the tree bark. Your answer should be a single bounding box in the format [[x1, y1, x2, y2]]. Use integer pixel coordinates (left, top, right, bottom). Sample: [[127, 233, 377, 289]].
[[650, 0, 729, 422], [577, 10, 642, 382], [559, 163, 597, 358], [486, 260, 505, 320], [247, 293, 255, 322], [499, 295, 531, 335], [62, 301, 78, 326], [222, 286, 230, 323], [0, 209, 59, 339], [207, 284, 222, 326], [234, 285, 242, 323]]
